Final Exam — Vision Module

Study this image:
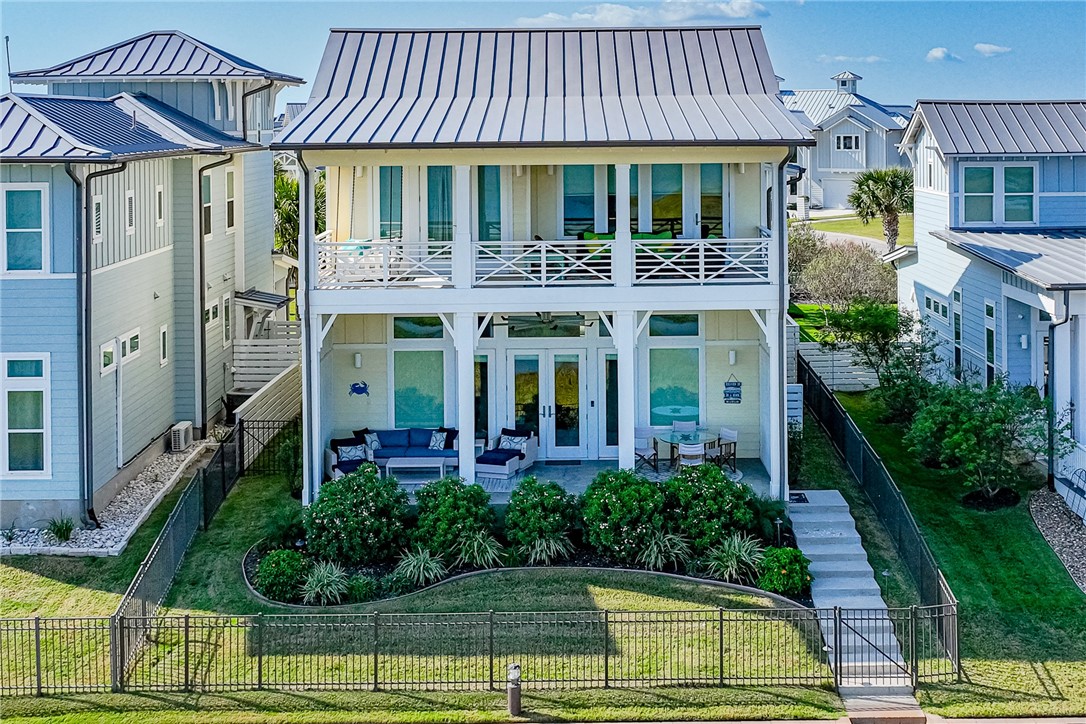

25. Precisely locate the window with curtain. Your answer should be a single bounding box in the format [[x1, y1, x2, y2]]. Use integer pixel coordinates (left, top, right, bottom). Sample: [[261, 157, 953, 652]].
[[201, 175, 212, 237], [651, 164, 682, 236], [3, 187, 46, 272], [629, 165, 639, 232], [394, 350, 445, 428], [700, 164, 724, 238], [648, 348, 699, 426], [563, 165, 594, 237], [477, 165, 502, 241], [379, 166, 403, 239], [3, 356, 48, 474], [427, 166, 453, 241]]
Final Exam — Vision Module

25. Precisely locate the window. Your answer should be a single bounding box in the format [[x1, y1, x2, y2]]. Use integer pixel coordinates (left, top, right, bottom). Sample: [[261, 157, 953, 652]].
[[924, 294, 949, 322], [477, 165, 501, 242], [926, 162, 933, 189], [2, 184, 49, 273], [393, 350, 444, 428], [835, 135, 861, 151], [562, 165, 595, 237], [155, 185, 165, 227], [648, 314, 699, 337], [222, 295, 232, 347], [2, 354, 49, 475], [224, 170, 235, 231], [629, 165, 639, 233], [393, 316, 444, 339], [651, 164, 682, 236], [378, 166, 402, 240], [205, 301, 219, 326], [700, 164, 724, 238], [100, 342, 117, 375], [952, 288, 962, 380], [961, 163, 1036, 225], [648, 348, 700, 426], [92, 195, 103, 242], [984, 299, 996, 386], [125, 190, 135, 235], [160, 324, 169, 366], [427, 166, 453, 242], [120, 329, 141, 362], [475, 354, 489, 441], [201, 174, 212, 238]]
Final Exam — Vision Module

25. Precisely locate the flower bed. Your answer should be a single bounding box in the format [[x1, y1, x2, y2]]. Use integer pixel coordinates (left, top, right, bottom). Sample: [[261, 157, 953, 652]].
[[250, 463, 812, 607]]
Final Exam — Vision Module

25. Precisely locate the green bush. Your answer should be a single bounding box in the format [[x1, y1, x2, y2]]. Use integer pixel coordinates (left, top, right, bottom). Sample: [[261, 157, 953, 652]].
[[454, 529, 504, 570], [757, 547, 812, 597], [347, 575, 380, 604], [636, 531, 691, 572], [276, 431, 304, 498], [256, 549, 310, 603], [703, 532, 765, 584], [580, 469, 665, 565], [413, 477, 495, 562], [264, 502, 306, 551], [303, 467, 408, 565], [46, 517, 75, 543], [394, 546, 448, 588], [379, 572, 412, 598], [302, 561, 350, 606], [661, 465, 755, 554], [745, 496, 790, 545], [505, 477, 578, 562]]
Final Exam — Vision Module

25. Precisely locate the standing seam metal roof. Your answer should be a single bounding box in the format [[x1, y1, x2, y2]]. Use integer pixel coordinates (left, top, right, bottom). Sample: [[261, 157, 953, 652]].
[[933, 229, 1086, 290], [780, 89, 909, 130], [916, 101, 1086, 155], [275, 27, 813, 148]]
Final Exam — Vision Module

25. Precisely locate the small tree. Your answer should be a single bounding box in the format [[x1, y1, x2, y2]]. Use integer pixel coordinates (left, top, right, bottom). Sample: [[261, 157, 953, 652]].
[[847, 167, 914, 254], [799, 241, 896, 312], [787, 222, 827, 301]]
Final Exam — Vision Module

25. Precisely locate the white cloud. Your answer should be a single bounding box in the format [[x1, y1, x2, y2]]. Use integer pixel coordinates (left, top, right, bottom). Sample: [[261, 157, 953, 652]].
[[516, 0, 768, 27], [925, 47, 962, 63], [816, 54, 886, 64], [974, 42, 1011, 57]]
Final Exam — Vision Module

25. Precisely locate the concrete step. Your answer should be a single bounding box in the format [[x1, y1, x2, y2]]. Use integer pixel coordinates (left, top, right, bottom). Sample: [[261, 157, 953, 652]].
[[791, 489, 852, 510], [802, 545, 869, 563], [789, 509, 859, 525], [839, 682, 915, 697], [816, 594, 890, 610], [793, 530, 863, 546], [809, 559, 876, 578], [813, 575, 882, 593]]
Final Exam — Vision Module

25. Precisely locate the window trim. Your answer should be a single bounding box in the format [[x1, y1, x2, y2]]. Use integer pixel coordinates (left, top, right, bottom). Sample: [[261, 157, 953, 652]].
[[983, 297, 997, 386], [1, 182, 51, 275], [204, 300, 220, 327], [958, 161, 1038, 227], [201, 174, 213, 241], [124, 190, 135, 235], [835, 134, 861, 151], [120, 328, 141, 363], [92, 195, 104, 242], [159, 324, 169, 367], [924, 293, 949, 323], [1, 352, 51, 478], [100, 341, 117, 375], [224, 169, 235, 233], [155, 184, 165, 227], [221, 294, 232, 348]]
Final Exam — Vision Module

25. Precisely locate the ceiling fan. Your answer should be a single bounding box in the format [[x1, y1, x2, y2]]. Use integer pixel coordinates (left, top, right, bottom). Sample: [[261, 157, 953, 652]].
[[494, 312, 593, 334]]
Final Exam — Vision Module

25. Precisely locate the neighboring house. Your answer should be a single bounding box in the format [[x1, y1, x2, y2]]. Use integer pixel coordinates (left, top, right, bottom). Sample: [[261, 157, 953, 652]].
[[782, 72, 912, 208], [893, 100, 1086, 498], [0, 31, 302, 528], [274, 27, 813, 504]]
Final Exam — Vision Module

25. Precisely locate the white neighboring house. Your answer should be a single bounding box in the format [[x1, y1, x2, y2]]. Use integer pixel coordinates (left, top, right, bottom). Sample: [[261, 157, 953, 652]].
[[782, 72, 912, 209], [274, 26, 813, 505], [893, 100, 1086, 515]]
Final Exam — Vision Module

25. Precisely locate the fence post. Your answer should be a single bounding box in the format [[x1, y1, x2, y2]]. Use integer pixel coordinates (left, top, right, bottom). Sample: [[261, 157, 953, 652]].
[[183, 614, 191, 692], [832, 607, 841, 692], [909, 605, 919, 690], [33, 616, 42, 696], [718, 607, 724, 686], [372, 611, 379, 691], [256, 613, 264, 690], [117, 615, 126, 693], [488, 610, 495, 691], [238, 419, 246, 475], [109, 614, 120, 692], [603, 609, 609, 688], [954, 605, 962, 683]]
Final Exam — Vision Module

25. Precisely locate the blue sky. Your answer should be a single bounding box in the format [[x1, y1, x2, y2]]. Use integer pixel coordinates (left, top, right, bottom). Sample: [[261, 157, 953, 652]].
[[3, 1, 1084, 108]]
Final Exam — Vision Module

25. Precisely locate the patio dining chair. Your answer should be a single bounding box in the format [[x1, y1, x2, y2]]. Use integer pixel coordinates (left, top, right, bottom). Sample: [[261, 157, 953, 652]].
[[634, 427, 659, 472], [677, 443, 705, 469], [717, 427, 738, 473], [672, 420, 697, 433]]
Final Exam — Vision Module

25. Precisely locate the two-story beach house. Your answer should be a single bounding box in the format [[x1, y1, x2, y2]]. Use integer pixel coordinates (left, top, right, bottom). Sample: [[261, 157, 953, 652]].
[[274, 27, 814, 505], [893, 100, 1086, 507], [782, 72, 911, 209], [0, 32, 302, 527]]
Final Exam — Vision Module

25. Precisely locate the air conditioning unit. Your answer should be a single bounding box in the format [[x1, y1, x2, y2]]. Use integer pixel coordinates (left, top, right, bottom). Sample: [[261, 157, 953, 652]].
[[170, 421, 194, 452]]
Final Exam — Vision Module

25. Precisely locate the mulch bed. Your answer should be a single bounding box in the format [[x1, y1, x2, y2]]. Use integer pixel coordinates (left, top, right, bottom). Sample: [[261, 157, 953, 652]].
[[962, 487, 1021, 511], [1029, 489, 1086, 594]]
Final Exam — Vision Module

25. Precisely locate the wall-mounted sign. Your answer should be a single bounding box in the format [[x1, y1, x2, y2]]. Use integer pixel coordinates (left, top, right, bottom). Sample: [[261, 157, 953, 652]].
[[723, 375, 742, 404], [349, 381, 370, 397]]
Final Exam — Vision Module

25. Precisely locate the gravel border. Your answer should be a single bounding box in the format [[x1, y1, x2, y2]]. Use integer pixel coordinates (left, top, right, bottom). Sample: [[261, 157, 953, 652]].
[[1029, 489, 1086, 594]]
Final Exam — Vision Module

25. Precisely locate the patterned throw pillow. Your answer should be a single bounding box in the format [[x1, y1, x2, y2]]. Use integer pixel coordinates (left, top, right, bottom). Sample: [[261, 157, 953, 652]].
[[428, 431, 447, 451], [338, 444, 367, 462], [499, 434, 528, 450], [364, 433, 382, 451]]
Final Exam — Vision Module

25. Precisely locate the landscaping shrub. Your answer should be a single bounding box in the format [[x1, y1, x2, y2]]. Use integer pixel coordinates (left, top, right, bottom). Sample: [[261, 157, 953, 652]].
[[661, 465, 755, 554], [581, 469, 666, 565], [413, 477, 495, 562], [276, 431, 304, 498], [757, 547, 812, 597], [347, 575, 380, 604], [303, 467, 408, 565], [256, 549, 310, 603], [379, 572, 412, 598], [302, 561, 350, 606], [744, 495, 790, 545], [504, 477, 578, 563], [45, 517, 75, 543], [454, 529, 504, 570], [703, 532, 764, 584], [264, 501, 306, 551], [636, 531, 692, 572], [395, 546, 448, 588]]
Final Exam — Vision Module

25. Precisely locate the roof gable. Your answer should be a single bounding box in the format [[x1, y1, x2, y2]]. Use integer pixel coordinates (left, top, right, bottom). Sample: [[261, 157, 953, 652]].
[[275, 27, 813, 148], [10, 30, 302, 84], [914, 100, 1086, 155], [780, 88, 908, 129]]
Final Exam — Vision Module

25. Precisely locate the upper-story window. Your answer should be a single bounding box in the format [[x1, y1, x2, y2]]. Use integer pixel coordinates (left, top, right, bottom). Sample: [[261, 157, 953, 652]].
[[225, 170, 235, 232], [378, 166, 402, 240], [700, 164, 724, 238], [201, 175, 212, 239], [562, 165, 595, 238], [426, 166, 453, 242], [961, 163, 1036, 226], [835, 135, 861, 151], [477, 165, 502, 242], [2, 184, 49, 274], [156, 185, 165, 227], [651, 164, 682, 236]]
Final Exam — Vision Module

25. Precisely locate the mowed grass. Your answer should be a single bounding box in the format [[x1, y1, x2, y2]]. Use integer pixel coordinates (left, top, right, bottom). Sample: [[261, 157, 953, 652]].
[[838, 391, 1086, 717], [809, 213, 914, 245], [787, 303, 832, 343]]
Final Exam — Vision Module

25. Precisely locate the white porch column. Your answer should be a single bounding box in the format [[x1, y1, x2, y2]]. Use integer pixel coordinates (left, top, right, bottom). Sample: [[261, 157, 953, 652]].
[[766, 307, 786, 500], [298, 158, 321, 505], [615, 310, 637, 469], [613, 164, 632, 288], [452, 165, 472, 289], [454, 311, 477, 483]]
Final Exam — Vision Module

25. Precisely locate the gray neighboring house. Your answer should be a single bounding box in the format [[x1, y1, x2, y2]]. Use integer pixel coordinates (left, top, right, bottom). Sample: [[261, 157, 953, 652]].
[[782, 71, 912, 209], [0, 31, 302, 528]]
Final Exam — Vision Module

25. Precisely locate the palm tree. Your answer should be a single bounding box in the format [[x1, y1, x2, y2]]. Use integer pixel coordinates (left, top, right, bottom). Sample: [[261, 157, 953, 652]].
[[847, 167, 914, 254], [274, 163, 326, 294]]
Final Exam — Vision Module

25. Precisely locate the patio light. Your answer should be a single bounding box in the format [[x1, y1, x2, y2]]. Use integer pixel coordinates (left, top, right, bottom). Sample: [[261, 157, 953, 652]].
[[507, 663, 522, 715]]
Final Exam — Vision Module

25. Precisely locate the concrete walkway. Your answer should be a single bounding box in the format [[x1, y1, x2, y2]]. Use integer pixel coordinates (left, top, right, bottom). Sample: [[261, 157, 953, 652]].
[[790, 489, 925, 723]]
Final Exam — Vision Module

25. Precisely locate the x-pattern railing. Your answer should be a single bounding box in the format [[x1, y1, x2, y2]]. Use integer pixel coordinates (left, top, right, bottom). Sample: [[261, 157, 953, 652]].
[[317, 239, 454, 288], [474, 241, 613, 287], [634, 238, 769, 285]]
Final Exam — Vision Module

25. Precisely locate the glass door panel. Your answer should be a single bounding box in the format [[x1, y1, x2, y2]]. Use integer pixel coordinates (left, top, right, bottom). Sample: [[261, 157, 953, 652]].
[[597, 351, 619, 457], [552, 354, 581, 450], [512, 354, 540, 436]]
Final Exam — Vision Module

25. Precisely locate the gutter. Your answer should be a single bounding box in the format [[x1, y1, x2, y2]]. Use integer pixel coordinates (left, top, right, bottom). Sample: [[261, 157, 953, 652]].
[[1047, 289, 1072, 489], [196, 154, 235, 438], [241, 80, 274, 144], [65, 160, 127, 529], [269, 138, 819, 152]]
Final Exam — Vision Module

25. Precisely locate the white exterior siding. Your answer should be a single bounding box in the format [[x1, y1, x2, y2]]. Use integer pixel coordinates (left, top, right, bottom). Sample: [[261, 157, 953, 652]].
[[241, 152, 275, 294], [89, 159, 173, 269]]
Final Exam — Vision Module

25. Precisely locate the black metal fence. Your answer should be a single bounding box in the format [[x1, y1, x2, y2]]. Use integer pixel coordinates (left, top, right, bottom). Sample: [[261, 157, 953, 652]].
[[238, 417, 301, 476], [200, 427, 241, 527]]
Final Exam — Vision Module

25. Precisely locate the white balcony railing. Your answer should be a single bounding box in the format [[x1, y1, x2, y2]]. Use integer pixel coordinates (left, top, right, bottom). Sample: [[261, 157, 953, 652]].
[[474, 240, 613, 287], [316, 233, 454, 288], [633, 238, 769, 285]]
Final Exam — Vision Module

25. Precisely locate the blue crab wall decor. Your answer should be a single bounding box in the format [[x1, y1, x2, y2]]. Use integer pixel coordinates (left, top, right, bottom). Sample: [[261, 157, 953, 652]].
[[349, 381, 370, 397]]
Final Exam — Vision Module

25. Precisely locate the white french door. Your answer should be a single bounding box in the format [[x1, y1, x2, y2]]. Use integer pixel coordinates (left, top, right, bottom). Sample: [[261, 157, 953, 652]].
[[597, 350, 619, 458], [507, 349, 588, 459]]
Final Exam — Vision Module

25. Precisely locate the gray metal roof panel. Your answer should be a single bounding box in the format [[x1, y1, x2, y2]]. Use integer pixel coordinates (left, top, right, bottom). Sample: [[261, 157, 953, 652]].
[[19, 95, 189, 156], [127, 94, 257, 150], [11, 31, 302, 84], [934, 229, 1086, 289], [275, 27, 811, 148], [917, 101, 1086, 155], [780, 88, 909, 129]]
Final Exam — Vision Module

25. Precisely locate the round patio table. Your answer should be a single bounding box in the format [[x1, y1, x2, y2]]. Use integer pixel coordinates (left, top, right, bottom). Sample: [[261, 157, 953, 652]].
[[654, 430, 720, 469]]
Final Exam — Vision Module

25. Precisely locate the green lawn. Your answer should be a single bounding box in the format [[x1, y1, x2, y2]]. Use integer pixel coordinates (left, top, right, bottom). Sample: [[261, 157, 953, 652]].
[[787, 303, 832, 343], [809, 214, 914, 246], [837, 391, 1086, 717]]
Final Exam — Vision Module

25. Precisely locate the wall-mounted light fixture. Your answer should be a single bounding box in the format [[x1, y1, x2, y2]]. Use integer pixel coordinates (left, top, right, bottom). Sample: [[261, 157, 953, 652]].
[[1020, 334, 1029, 350], [354, 353, 363, 369], [728, 350, 737, 366]]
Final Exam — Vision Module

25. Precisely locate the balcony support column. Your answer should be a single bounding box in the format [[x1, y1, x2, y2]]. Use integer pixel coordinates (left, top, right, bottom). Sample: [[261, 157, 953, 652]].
[[615, 309, 637, 469], [766, 307, 785, 500], [613, 164, 632, 288], [454, 311, 477, 483], [453, 165, 472, 289]]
